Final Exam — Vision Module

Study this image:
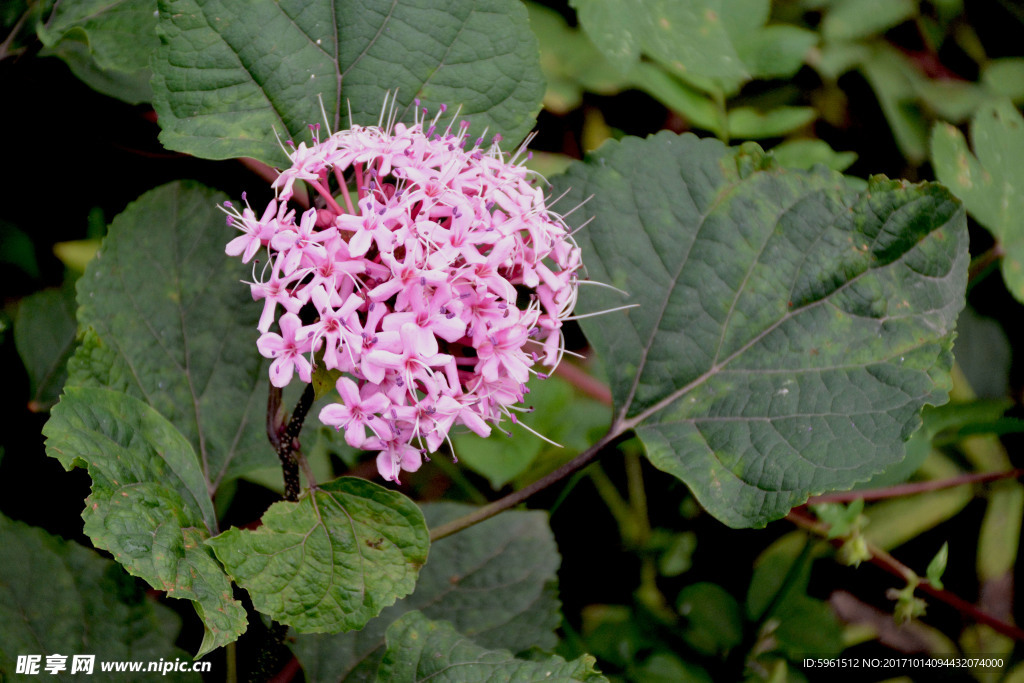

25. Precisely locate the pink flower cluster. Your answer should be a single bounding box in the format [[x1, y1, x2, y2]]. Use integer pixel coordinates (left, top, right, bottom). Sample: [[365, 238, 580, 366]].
[[224, 104, 582, 483]]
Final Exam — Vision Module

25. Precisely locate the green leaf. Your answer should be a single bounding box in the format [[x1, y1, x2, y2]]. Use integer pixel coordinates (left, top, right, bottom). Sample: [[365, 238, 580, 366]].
[[931, 101, 1024, 304], [67, 181, 274, 488], [569, 0, 643, 69], [15, 282, 77, 412], [0, 514, 197, 679], [36, 0, 157, 104], [0, 220, 40, 280], [810, 499, 864, 539], [770, 139, 857, 172], [208, 478, 428, 633], [573, 0, 748, 92], [913, 79, 992, 123], [726, 106, 816, 139], [151, 0, 544, 165], [736, 25, 817, 81], [526, 2, 626, 115], [821, 0, 916, 42], [954, 307, 1011, 400], [376, 612, 606, 682], [53, 239, 101, 274], [627, 62, 720, 132], [746, 534, 843, 657], [291, 504, 562, 682], [552, 132, 967, 528], [925, 541, 948, 589], [42, 387, 246, 657], [982, 58, 1024, 102], [677, 583, 743, 655], [860, 46, 929, 163], [635, 653, 713, 683]]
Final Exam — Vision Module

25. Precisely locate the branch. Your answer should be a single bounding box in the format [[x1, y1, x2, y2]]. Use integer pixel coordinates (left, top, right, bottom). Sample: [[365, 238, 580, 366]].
[[786, 508, 1024, 642], [429, 430, 624, 542], [266, 383, 316, 502], [806, 469, 1024, 505]]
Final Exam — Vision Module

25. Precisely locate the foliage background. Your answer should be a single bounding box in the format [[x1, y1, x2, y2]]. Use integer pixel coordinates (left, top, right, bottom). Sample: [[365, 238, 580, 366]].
[[2, 0, 1024, 681]]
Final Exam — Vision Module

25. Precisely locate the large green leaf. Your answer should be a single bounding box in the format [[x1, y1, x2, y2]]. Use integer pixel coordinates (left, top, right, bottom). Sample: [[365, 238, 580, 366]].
[[0, 515, 197, 681], [932, 101, 1024, 303], [15, 283, 77, 412], [552, 132, 967, 528], [207, 478, 429, 633], [292, 504, 562, 682], [67, 181, 273, 489], [36, 0, 158, 104], [151, 0, 544, 165], [376, 612, 606, 682], [42, 388, 246, 657]]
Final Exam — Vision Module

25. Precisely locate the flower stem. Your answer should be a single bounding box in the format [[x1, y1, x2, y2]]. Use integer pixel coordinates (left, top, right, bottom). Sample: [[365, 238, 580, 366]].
[[429, 430, 625, 541]]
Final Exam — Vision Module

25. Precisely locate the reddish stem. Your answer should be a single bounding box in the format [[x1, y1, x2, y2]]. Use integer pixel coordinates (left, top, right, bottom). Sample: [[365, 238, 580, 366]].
[[554, 361, 613, 406], [307, 179, 344, 215], [786, 509, 1024, 642], [807, 469, 1024, 505]]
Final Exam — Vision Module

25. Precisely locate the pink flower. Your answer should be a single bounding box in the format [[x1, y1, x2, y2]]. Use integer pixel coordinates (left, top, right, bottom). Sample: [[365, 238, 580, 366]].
[[226, 102, 590, 483], [257, 313, 317, 387], [319, 377, 390, 447]]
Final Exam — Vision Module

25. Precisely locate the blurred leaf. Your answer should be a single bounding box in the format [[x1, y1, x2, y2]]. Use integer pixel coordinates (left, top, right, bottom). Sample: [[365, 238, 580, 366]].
[[627, 62, 720, 132], [0, 221, 40, 280], [932, 100, 1024, 303], [656, 530, 697, 577], [737, 25, 817, 80], [770, 139, 857, 171], [152, 0, 544, 165], [208, 478, 428, 633], [569, 0, 643, 69], [53, 239, 100, 273], [726, 106, 816, 139], [977, 482, 1023, 583], [36, 0, 157, 104], [67, 181, 275, 488], [813, 41, 871, 80], [291, 504, 562, 682], [0, 514, 197, 679], [377, 612, 606, 682], [821, 0, 916, 42], [810, 499, 863, 539], [953, 307, 1011, 400], [455, 374, 609, 489], [982, 58, 1024, 102], [864, 452, 972, 550], [913, 79, 991, 123], [554, 133, 967, 528], [15, 282, 77, 412], [526, 2, 626, 114], [677, 583, 743, 655], [925, 542, 948, 589], [43, 387, 246, 657], [572, 0, 750, 93], [746, 534, 843, 657], [635, 653, 713, 683], [860, 46, 929, 164], [526, 151, 575, 179]]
